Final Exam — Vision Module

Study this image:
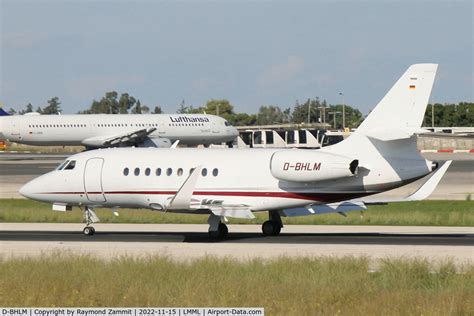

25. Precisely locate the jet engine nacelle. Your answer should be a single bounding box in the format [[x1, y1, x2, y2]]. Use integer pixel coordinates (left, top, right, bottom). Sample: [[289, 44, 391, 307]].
[[270, 150, 358, 183], [139, 137, 172, 148]]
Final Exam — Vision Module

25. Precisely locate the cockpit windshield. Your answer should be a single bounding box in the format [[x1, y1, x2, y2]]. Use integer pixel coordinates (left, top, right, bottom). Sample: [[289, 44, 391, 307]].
[[57, 160, 69, 170], [56, 160, 76, 171], [224, 121, 231, 126], [64, 160, 76, 170]]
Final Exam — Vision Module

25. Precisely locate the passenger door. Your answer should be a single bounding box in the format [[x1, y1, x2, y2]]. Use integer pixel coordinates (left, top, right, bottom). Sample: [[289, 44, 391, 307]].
[[83, 158, 106, 202]]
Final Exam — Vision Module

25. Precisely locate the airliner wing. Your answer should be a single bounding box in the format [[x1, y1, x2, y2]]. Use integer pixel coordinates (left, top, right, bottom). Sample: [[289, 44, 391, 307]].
[[82, 128, 157, 147]]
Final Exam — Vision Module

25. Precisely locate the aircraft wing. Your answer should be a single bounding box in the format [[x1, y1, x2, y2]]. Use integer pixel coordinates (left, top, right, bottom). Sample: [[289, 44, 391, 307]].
[[281, 160, 452, 217], [81, 128, 157, 147]]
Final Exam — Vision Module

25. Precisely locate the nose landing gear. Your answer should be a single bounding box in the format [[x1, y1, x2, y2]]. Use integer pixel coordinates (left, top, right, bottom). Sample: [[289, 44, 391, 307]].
[[83, 226, 95, 236], [82, 206, 100, 236]]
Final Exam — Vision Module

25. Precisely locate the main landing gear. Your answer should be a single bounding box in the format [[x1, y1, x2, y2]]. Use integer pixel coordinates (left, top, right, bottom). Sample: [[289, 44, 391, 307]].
[[208, 213, 228, 239], [262, 211, 283, 236], [82, 206, 99, 236]]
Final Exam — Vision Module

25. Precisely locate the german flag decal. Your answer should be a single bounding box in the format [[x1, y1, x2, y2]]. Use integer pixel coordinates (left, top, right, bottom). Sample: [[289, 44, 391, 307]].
[[409, 85, 416, 90]]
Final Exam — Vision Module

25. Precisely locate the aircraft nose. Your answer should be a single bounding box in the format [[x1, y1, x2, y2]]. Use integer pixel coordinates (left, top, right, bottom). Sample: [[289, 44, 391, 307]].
[[19, 181, 34, 199], [19, 177, 44, 200]]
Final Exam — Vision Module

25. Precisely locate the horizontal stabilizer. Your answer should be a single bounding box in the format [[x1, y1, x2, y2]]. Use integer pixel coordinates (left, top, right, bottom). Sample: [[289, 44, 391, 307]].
[[366, 128, 430, 141]]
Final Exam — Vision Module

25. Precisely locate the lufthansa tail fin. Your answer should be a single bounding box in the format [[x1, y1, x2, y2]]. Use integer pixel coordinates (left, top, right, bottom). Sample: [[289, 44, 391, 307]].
[[355, 64, 438, 139], [0, 108, 11, 116]]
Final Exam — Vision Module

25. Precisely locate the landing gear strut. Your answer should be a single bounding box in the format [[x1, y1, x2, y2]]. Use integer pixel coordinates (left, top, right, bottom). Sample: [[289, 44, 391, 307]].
[[208, 214, 228, 239], [262, 211, 283, 236], [82, 206, 99, 236]]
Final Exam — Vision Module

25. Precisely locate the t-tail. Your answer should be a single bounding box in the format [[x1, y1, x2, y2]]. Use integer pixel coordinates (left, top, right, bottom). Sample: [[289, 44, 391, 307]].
[[322, 63, 441, 187], [0, 108, 11, 116], [355, 63, 438, 140], [325, 64, 438, 158]]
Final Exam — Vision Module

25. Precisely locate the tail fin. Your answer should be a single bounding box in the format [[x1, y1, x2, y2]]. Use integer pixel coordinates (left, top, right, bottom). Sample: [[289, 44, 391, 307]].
[[0, 108, 11, 116], [355, 64, 438, 140]]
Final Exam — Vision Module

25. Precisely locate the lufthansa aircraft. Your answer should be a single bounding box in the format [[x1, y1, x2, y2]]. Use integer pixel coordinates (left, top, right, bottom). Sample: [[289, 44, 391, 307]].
[[20, 64, 451, 238], [0, 112, 239, 148]]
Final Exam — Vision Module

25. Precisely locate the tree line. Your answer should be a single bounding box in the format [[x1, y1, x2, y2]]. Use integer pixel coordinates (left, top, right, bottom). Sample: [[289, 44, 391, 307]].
[[6, 92, 473, 127]]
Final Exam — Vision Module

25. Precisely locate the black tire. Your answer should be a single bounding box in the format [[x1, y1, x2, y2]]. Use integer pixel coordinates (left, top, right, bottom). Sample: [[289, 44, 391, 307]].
[[262, 221, 275, 236], [218, 223, 228, 238], [83, 226, 94, 236], [209, 223, 229, 239], [262, 221, 281, 236], [208, 229, 220, 239]]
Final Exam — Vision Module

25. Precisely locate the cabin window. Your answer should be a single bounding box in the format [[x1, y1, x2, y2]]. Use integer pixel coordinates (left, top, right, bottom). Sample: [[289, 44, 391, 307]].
[[145, 168, 151, 176], [189, 168, 195, 175], [212, 168, 218, 177], [201, 168, 207, 177], [134, 168, 140, 176], [64, 160, 76, 170], [156, 168, 162, 176], [166, 168, 172, 176], [123, 168, 129, 176], [177, 168, 183, 176]]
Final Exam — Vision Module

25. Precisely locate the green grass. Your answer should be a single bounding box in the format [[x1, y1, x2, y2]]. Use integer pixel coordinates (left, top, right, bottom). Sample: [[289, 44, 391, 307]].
[[0, 254, 472, 315], [0, 199, 473, 226]]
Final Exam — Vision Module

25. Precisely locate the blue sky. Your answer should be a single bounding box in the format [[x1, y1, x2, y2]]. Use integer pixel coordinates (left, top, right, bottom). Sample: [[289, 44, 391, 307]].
[[1, 0, 472, 114]]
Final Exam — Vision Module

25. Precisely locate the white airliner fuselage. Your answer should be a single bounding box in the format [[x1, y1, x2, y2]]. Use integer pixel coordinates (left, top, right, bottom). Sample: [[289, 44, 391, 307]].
[[0, 113, 238, 147]]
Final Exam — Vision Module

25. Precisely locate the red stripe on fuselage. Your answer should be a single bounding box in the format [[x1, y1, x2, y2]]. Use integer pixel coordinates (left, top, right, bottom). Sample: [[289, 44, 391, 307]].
[[39, 190, 373, 203]]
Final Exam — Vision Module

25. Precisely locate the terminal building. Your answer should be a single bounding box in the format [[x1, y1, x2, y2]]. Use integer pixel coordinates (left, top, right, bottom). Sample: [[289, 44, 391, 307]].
[[235, 123, 349, 149]]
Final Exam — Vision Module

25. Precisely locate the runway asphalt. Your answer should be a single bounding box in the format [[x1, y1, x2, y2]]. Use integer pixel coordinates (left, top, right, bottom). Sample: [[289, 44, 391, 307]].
[[1, 224, 472, 265], [1, 229, 472, 245]]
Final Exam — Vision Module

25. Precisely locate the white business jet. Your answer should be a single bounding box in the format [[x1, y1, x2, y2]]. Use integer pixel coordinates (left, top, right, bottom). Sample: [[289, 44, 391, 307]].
[[0, 112, 238, 148], [20, 64, 451, 238]]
